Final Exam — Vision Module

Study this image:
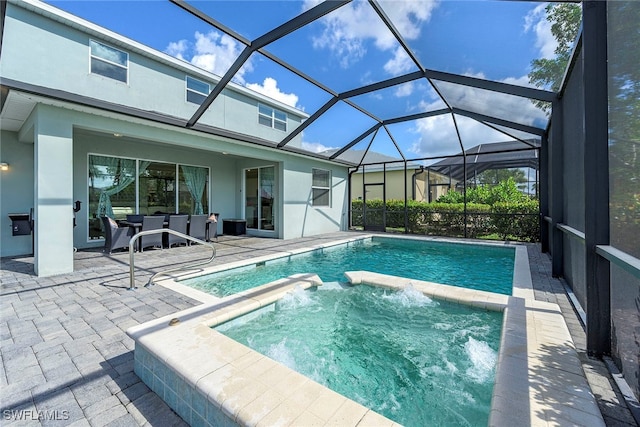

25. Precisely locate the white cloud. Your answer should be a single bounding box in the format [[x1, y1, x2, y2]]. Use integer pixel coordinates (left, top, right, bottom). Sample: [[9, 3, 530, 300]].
[[394, 81, 414, 98], [166, 33, 305, 109], [409, 113, 517, 160], [164, 30, 251, 83], [300, 140, 339, 153], [384, 46, 413, 76], [307, 0, 437, 71], [408, 113, 460, 158], [524, 4, 557, 59], [379, 0, 437, 39], [165, 39, 188, 61], [407, 74, 547, 158], [246, 77, 299, 108]]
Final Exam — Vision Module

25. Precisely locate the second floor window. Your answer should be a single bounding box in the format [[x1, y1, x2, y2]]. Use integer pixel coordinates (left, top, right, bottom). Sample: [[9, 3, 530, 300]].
[[186, 76, 210, 104], [90, 40, 128, 83], [258, 104, 287, 131]]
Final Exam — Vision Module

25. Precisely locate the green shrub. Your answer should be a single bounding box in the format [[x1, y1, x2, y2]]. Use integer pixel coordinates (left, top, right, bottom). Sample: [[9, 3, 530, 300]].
[[491, 200, 540, 241], [350, 195, 540, 242]]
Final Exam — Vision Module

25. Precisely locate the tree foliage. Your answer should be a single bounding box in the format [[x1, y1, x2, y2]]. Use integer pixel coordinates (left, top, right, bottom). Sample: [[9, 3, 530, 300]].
[[528, 3, 582, 92], [436, 177, 529, 206], [476, 168, 527, 186]]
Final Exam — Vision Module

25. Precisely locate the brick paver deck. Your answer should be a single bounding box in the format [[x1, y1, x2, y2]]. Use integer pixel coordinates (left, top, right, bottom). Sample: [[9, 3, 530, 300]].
[[1, 233, 636, 426]]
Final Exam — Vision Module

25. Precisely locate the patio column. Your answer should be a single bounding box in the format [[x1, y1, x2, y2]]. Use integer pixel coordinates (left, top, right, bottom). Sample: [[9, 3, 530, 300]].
[[33, 106, 74, 276], [582, 0, 611, 357], [539, 134, 549, 253], [549, 98, 564, 277]]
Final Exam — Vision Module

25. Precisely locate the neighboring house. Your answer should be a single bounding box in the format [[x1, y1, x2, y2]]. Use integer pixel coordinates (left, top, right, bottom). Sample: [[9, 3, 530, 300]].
[[339, 150, 454, 203], [0, 0, 350, 276]]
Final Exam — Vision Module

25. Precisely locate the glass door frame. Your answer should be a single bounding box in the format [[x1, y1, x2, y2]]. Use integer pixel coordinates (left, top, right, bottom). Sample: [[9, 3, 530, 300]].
[[243, 165, 276, 233]]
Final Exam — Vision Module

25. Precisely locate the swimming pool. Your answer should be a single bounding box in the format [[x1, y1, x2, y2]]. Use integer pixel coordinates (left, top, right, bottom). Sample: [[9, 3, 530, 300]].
[[216, 283, 503, 426], [130, 236, 602, 427], [182, 237, 515, 297]]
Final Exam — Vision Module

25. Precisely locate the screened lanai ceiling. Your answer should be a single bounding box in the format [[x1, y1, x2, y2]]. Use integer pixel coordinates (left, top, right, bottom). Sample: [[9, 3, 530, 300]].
[[429, 139, 541, 181], [50, 0, 564, 167]]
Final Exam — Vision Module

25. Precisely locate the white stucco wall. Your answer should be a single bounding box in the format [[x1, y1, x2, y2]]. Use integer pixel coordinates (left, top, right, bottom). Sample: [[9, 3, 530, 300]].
[[281, 158, 349, 239], [1, 1, 306, 145], [0, 0, 350, 270], [0, 101, 349, 260], [0, 131, 35, 257]]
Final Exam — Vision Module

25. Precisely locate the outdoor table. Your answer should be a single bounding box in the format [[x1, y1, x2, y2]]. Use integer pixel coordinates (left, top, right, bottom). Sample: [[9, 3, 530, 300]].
[[119, 218, 217, 250]]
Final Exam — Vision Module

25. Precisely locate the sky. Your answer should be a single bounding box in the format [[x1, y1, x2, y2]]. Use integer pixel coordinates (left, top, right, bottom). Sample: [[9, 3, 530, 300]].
[[47, 0, 561, 162]]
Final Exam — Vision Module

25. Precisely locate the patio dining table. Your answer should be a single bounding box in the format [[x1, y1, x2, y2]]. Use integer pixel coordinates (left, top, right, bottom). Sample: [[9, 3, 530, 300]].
[[119, 218, 216, 251]]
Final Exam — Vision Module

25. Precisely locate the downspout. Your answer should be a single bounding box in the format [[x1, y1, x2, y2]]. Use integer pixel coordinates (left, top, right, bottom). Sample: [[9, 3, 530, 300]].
[[348, 166, 360, 229], [411, 165, 425, 200]]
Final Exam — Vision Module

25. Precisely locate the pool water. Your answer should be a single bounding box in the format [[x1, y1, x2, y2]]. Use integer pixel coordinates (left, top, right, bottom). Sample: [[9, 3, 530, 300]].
[[216, 284, 503, 426], [183, 237, 515, 297]]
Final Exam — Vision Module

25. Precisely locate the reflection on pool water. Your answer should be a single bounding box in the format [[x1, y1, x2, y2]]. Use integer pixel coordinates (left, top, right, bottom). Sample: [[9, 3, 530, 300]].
[[183, 237, 515, 297], [216, 283, 503, 426]]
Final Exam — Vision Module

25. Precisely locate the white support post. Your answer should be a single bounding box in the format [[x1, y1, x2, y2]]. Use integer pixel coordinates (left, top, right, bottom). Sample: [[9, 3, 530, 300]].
[[33, 106, 74, 276]]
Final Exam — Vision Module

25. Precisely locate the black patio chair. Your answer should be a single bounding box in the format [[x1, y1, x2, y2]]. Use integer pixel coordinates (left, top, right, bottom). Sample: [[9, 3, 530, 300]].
[[188, 214, 207, 243], [101, 216, 133, 254], [140, 216, 165, 252], [126, 214, 144, 223], [167, 215, 188, 247]]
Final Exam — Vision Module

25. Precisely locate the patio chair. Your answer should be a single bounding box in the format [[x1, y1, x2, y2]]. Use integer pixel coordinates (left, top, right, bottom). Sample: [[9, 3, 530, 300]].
[[188, 214, 207, 243], [140, 216, 165, 252], [126, 214, 144, 224], [101, 216, 133, 254], [167, 215, 188, 247], [209, 213, 219, 242]]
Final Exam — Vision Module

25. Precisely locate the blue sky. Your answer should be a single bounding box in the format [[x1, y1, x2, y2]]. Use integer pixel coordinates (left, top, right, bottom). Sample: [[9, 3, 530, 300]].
[[47, 0, 558, 161]]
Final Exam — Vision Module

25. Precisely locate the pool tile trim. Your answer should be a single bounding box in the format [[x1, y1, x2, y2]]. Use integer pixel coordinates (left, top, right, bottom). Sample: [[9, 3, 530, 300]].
[[156, 234, 531, 303], [128, 274, 401, 427], [129, 235, 604, 426]]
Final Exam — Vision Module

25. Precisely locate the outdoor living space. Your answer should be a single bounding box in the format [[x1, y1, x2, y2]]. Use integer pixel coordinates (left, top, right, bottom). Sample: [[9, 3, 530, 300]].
[[1, 233, 636, 426], [1, 0, 639, 425]]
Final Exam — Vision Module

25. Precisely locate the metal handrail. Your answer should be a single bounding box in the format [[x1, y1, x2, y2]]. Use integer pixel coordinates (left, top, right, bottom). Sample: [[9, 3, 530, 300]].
[[128, 229, 216, 290]]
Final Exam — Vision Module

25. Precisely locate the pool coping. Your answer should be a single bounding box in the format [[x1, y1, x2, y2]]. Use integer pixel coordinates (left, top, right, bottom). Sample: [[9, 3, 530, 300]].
[[127, 235, 606, 426], [127, 274, 402, 426], [154, 234, 534, 303]]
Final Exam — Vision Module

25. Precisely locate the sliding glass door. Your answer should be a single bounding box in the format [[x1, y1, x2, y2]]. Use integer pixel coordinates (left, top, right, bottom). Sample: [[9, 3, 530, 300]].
[[88, 154, 209, 240], [139, 162, 176, 216], [245, 166, 275, 231]]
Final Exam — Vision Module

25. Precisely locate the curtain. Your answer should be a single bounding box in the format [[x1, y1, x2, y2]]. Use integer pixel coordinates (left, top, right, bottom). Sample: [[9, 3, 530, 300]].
[[260, 166, 275, 199], [180, 165, 207, 214], [93, 156, 150, 218]]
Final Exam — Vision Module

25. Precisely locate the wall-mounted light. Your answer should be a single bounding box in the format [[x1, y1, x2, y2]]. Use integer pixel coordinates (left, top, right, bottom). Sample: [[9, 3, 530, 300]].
[[113, 133, 123, 137], [0, 163, 8, 171]]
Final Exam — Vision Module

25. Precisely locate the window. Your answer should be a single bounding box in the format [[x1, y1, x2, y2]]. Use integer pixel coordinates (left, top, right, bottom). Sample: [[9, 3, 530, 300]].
[[139, 162, 176, 216], [312, 168, 331, 207], [90, 40, 128, 83], [88, 154, 209, 240], [258, 104, 287, 131], [186, 76, 210, 104]]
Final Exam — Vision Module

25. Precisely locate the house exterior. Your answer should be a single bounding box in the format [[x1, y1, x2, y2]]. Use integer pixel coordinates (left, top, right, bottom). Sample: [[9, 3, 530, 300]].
[[351, 166, 455, 203], [343, 151, 454, 203], [0, 0, 350, 276]]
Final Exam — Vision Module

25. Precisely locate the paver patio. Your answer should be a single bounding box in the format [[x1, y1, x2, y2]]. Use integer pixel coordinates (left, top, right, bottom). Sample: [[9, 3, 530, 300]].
[[1, 233, 636, 426]]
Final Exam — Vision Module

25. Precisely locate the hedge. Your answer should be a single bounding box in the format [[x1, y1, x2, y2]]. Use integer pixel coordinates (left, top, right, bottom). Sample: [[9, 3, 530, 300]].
[[351, 199, 540, 241]]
